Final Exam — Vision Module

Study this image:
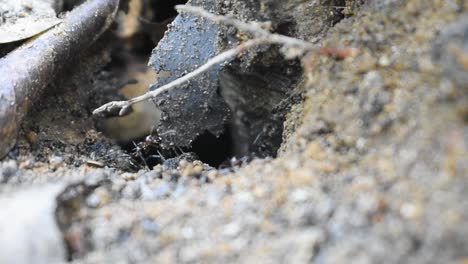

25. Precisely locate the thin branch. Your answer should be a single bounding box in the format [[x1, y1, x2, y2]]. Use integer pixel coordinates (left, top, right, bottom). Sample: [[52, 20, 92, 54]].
[[93, 5, 321, 116], [175, 5, 316, 51], [93, 38, 267, 116]]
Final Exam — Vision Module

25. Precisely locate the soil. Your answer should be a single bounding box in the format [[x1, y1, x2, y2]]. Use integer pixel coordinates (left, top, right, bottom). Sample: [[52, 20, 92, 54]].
[[0, 0, 467, 263]]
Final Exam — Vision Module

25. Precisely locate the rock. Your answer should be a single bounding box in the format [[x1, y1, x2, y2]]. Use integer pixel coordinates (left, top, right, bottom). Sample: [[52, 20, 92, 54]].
[[84, 169, 108, 186], [48, 156, 64, 170], [149, 0, 227, 149], [180, 161, 204, 177], [121, 181, 141, 199], [0, 159, 18, 182], [140, 218, 159, 234], [149, 0, 344, 155], [0, 184, 66, 264]]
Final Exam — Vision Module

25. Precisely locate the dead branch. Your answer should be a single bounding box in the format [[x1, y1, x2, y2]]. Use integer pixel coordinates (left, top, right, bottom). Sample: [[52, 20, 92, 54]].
[[0, 0, 120, 159], [175, 5, 316, 52], [93, 5, 323, 117], [93, 38, 268, 116]]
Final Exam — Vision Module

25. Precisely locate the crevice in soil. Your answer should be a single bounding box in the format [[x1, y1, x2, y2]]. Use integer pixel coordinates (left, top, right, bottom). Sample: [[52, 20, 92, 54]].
[[102, 0, 351, 171], [189, 127, 234, 168]]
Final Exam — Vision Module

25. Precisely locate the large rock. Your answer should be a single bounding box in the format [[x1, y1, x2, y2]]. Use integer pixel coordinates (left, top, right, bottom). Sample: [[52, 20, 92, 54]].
[[149, 0, 345, 156], [0, 184, 66, 264]]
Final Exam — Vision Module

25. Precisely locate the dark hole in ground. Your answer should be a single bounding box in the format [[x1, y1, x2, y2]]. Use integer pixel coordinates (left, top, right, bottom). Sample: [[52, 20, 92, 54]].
[[121, 127, 234, 169], [189, 128, 234, 168], [97, 0, 350, 171]]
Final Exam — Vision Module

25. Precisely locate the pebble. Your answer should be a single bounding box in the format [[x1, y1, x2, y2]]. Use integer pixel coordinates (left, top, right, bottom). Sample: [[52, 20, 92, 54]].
[[181, 227, 195, 239], [400, 203, 422, 219], [181, 162, 204, 177], [290, 188, 310, 203], [171, 184, 186, 199], [121, 181, 141, 199], [223, 222, 241, 237], [151, 182, 172, 199], [141, 218, 159, 234], [121, 172, 137, 181], [25, 131, 39, 145], [378, 55, 391, 67], [85, 169, 108, 186], [48, 156, 63, 170], [86, 193, 101, 208], [1, 160, 18, 182]]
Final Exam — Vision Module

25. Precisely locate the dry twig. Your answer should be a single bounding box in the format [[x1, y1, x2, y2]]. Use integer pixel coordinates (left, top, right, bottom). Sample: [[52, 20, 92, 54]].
[[93, 4, 352, 117], [93, 38, 267, 116], [176, 5, 317, 51]]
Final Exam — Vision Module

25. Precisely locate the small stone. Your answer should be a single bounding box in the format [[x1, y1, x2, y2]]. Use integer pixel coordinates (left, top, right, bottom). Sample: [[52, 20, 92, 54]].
[[222, 222, 241, 237], [171, 184, 186, 198], [152, 164, 163, 174], [152, 182, 171, 199], [253, 185, 268, 198], [356, 138, 366, 150], [207, 170, 219, 181], [140, 182, 155, 200], [178, 159, 189, 168], [143, 170, 160, 181], [1, 160, 18, 182], [111, 178, 127, 193], [181, 227, 195, 239], [400, 203, 422, 219], [290, 188, 310, 203], [141, 218, 159, 234], [304, 141, 326, 160], [121, 181, 141, 199], [85, 169, 108, 186], [19, 159, 34, 170], [181, 162, 204, 177], [25, 131, 39, 145], [121, 172, 137, 181], [378, 55, 391, 67], [48, 156, 63, 170], [86, 193, 101, 208], [362, 71, 384, 90]]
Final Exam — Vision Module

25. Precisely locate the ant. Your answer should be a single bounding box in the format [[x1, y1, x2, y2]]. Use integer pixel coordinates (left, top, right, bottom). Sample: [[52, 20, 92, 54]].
[[129, 130, 188, 170], [130, 133, 164, 170]]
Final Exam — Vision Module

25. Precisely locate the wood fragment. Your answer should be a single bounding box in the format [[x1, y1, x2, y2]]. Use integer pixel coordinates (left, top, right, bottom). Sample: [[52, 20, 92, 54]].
[[85, 160, 105, 168], [0, 0, 120, 159]]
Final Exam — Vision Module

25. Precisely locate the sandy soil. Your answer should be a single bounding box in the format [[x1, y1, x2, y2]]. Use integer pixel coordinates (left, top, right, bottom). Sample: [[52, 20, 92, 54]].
[[0, 0, 467, 263]]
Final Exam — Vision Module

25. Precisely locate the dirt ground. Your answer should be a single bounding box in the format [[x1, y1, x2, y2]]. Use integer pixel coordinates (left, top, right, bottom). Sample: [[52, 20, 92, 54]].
[[0, 0, 467, 263]]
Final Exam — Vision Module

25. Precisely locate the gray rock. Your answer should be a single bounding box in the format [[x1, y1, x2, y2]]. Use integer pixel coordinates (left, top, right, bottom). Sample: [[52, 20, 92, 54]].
[[149, 0, 227, 149], [0, 159, 18, 183], [149, 0, 344, 155], [0, 184, 66, 264]]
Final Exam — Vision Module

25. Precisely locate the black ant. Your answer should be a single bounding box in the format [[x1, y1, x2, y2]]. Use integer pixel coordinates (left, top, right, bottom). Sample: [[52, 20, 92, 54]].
[[130, 133, 164, 170]]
